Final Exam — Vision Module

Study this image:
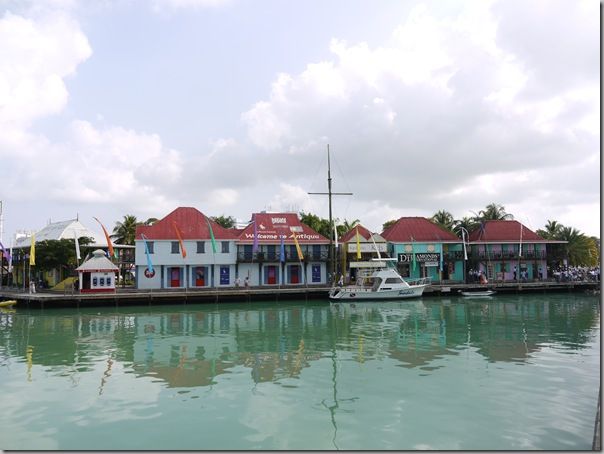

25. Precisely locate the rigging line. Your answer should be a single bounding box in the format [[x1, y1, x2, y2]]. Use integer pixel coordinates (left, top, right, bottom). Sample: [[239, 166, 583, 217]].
[[306, 149, 328, 197], [330, 148, 355, 197]]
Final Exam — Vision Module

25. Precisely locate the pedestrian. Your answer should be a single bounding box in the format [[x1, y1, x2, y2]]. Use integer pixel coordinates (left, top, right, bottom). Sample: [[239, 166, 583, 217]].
[[337, 274, 344, 287], [235, 276, 241, 288], [513, 265, 517, 280], [244, 276, 249, 288], [538, 267, 543, 280]]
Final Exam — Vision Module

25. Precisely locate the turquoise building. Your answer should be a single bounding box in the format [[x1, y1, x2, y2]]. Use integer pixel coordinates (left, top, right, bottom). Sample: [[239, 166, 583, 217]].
[[382, 217, 464, 283]]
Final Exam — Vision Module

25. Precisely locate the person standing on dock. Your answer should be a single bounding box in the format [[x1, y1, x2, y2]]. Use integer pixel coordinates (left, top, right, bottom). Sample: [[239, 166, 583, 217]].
[[235, 277, 241, 288], [244, 276, 249, 288]]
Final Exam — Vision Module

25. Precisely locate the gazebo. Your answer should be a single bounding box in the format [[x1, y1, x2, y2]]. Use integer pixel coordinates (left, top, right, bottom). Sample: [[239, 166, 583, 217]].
[[76, 249, 119, 293]]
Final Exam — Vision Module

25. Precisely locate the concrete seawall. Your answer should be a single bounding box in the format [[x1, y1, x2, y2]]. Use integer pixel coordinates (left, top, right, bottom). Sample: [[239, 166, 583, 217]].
[[0, 280, 599, 309]]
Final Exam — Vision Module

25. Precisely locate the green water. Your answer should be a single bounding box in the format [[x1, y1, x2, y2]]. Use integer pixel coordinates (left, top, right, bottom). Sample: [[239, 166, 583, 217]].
[[0, 293, 600, 450]]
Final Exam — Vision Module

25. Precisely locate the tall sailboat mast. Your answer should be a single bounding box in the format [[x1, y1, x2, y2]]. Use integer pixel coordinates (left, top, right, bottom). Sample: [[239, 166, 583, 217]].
[[308, 145, 352, 282]]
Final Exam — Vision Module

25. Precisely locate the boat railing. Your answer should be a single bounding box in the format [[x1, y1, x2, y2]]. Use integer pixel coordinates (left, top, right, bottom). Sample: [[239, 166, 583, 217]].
[[405, 277, 431, 286]]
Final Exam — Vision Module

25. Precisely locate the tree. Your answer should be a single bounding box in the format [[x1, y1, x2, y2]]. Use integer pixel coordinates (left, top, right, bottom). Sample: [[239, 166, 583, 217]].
[[112, 215, 139, 245], [299, 212, 332, 239], [453, 217, 478, 238], [211, 215, 236, 229], [382, 219, 397, 232], [556, 226, 594, 266], [143, 217, 159, 226], [537, 220, 563, 239], [474, 203, 514, 222], [32, 237, 94, 279], [431, 210, 455, 232]]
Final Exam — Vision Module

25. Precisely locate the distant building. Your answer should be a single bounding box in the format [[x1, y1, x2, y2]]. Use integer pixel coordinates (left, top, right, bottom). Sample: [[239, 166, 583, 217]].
[[382, 217, 464, 283], [337, 224, 389, 283], [467, 220, 559, 281], [10, 218, 110, 288]]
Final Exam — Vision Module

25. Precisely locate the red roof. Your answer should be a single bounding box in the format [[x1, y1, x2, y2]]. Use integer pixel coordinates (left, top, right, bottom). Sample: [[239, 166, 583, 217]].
[[468, 220, 545, 243], [238, 212, 329, 244], [381, 217, 459, 242], [135, 207, 238, 240], [339, 224, 373, 242]]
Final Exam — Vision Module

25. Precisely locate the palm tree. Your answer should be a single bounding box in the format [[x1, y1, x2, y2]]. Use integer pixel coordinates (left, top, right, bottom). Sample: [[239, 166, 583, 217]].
[[431, 210, 455, 232], [453, 216, 478, 238], [536, 220, 563, 239], [112, 215, 139, 245], [557, 226, 593, 266], [474, 203, 514, 222]]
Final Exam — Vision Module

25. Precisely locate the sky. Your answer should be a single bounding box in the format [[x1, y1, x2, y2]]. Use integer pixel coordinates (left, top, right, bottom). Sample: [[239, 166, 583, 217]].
[[0, 0, 600, 244]]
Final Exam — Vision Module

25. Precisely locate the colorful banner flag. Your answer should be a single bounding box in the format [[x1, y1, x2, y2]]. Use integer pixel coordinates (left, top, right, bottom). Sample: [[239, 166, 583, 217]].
[[334, 222, 338, 250], [0, 240, 11, 263], [518, 223, 523, 258], [29, 233, 35, 266], [172, 221, 187, 258], [411, 236, 416, 271], [252, 214, 259, 253], [355, 227, 361, 260], [206, 217, 217, 253], [73, 231, 81, 261], [93, 217, 116, 259], [292, 232, 304, 260], [140, 234, 154, 274], [280, 234, 285, 263]]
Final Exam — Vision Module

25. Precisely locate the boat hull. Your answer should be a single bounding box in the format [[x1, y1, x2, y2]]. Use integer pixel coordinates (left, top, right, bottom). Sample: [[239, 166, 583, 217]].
[[0, 300, 16, 307], [328, 285, 427, 300], [460, 291, 495, 297]]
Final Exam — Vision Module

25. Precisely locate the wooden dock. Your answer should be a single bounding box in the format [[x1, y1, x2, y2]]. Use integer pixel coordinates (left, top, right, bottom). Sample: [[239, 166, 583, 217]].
[[0, 280, 599, 308]]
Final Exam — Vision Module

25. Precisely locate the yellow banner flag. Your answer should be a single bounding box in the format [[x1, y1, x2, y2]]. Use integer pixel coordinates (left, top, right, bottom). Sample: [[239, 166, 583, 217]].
[[29, 233, 35, 266], [355, 226, 361, 260], [292, 232, 304, 260]]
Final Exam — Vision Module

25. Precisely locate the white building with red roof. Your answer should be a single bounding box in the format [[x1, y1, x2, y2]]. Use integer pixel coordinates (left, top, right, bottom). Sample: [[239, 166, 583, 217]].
[[237, 212, 329, 286], [135, 207, 239, 289]]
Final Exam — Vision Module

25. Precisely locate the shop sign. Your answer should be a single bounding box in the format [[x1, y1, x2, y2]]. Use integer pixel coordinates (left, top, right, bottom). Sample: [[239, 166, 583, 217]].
[[398, 253, 440, 263]]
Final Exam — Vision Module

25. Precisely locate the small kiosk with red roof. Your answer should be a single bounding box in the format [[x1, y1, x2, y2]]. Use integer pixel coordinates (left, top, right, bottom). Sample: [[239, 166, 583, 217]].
[[76, 249, 119, 293]]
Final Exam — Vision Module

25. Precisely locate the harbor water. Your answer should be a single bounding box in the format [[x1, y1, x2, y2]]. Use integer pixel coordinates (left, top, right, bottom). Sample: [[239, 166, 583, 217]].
[[0, 293, 600, 450]]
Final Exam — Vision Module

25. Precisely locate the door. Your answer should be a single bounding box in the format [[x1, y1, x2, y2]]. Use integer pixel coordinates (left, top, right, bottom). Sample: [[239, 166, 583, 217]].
[[290, 265, 300, 284], [195, 267, 205, 287], [170, 267, 180, 287], [267, 266, 277, 285]]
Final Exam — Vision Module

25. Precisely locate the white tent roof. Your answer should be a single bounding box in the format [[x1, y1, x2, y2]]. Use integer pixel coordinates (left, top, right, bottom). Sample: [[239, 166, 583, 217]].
[[76, 249, 119, 272], [14, 219, 106, 248]]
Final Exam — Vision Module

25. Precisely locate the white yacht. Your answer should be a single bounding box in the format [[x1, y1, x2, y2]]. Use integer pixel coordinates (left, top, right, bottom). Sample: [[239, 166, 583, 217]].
[[329, 260, 430, 300]]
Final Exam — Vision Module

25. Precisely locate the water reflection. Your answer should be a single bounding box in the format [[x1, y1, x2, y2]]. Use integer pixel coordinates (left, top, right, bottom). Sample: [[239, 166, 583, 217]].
[[0, 295, 598, 390]]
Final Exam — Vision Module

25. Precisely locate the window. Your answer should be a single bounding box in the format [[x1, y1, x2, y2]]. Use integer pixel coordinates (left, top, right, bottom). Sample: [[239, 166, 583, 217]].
[[147, 242, 154, 254], [92, 277, 98, 287], [171, 241, 180, 254], [221, 241, 229, 253], [197, 241, 205, 253], [385, 277, 404, 284], [99, 277, 105, 286], [106, 276, 112, 286]]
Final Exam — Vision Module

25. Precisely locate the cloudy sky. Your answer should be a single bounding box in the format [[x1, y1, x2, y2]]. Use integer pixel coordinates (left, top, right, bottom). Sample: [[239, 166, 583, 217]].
[[0, 0, 600, 243]]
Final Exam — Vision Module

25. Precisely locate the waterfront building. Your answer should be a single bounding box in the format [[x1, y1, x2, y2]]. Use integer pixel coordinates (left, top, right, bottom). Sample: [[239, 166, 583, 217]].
[[134, 207, 238, 289], [236, 212, 329, 286], [75, 249, 119, 293], [337, 224, 388, 283], [467, 220, 556, 281], [9, 218, 120, 288], [381, 217, 464, 283]]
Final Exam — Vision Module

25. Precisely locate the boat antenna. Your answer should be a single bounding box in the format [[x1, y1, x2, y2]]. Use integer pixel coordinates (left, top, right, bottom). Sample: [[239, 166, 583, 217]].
[[308, 144, 353, 282]]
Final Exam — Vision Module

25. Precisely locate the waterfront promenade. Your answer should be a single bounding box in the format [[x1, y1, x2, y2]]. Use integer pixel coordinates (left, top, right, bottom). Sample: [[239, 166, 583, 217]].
[[0, 280, 599, 308]]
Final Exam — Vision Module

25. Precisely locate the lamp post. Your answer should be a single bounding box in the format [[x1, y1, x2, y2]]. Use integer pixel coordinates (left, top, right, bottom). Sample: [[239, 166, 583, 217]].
[[459, 227, 469, 284]]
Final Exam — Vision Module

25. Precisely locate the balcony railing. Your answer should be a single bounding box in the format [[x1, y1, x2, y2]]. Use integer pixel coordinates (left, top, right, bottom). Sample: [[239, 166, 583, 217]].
[[236, 251, 329, 262], [469, 251, 546, 260]]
